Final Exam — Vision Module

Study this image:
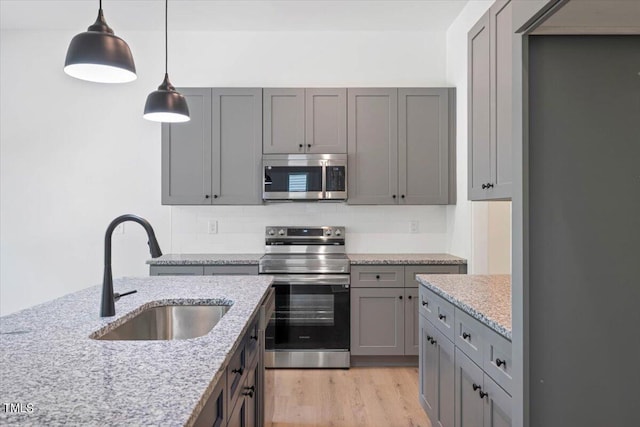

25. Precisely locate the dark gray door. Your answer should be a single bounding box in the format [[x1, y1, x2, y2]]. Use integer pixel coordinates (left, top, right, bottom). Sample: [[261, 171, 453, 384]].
[[212, 88, 262, 204], [350, 287, 404, 356], [455, 348, 484, 427], [263, 88, 305, 154], [305, 88, 347, 154], [528, 35, 640, 427], [347, 88, 399, 205], [398, 88, 451, 205], [162, 88, 212, 205], [467, 12, 491, 200]]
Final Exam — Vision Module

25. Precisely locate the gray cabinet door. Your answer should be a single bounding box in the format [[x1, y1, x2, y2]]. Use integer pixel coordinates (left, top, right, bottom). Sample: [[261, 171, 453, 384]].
[[404, 288, 419, 355], [467, 12, 492, 201], [436, 327, 455, 427], [263, 88, 305, 154], [398, 88, 450, 205], [212, 88, 263, 205], [305, 88, 347, 154], [350, 287, 404, 356], [455, 348, 485, 427], [483, 374, 511, 427], [347, 88, 399, 205], [162, 88, 213, 205], [489, 0, 513, 200], [420, 315, 439, 420]]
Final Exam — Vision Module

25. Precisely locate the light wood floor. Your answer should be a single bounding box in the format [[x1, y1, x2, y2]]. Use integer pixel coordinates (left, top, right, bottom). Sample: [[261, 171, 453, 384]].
[[268, 367, 432, 427]]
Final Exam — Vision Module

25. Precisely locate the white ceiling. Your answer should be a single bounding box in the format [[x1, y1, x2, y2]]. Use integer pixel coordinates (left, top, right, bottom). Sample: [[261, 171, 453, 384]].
[[534, 0, 640, 34], [0, 0, 470, 32]]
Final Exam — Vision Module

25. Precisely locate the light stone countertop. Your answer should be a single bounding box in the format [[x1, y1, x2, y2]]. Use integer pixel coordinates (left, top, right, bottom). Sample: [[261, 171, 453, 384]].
[[148, 253, 467, 266], [348, 253, 467, 265], [147, 253, 264, 265], [417, 274, 511, 340], [0, 275, 273, 426]]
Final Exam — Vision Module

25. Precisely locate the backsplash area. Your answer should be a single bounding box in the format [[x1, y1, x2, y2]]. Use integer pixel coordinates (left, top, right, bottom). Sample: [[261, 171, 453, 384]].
[[170, 204, 449, 254]]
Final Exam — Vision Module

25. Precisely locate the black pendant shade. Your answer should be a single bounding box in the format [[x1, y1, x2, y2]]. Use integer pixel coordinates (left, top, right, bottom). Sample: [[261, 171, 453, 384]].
[[64, 7, 136, 83], [143, 73, 190, 123], [143, 0, 190, 123]]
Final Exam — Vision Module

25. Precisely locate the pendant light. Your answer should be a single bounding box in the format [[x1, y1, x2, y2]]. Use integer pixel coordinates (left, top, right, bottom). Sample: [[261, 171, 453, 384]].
[[143, 0, 190, 123], [64, 0, 136, 83]]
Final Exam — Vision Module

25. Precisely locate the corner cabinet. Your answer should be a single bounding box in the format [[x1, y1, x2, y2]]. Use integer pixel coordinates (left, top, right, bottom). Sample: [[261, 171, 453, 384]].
[[348, 88, 455, 205], [419, 285, 512, 427], [162, 88, 263, 205], [468, 0, 513, 201], [263, 88, 347, 154]]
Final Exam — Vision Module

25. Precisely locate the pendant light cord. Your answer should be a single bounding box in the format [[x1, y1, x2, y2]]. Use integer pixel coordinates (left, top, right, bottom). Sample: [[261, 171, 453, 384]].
[[168, 0, 169, 74]]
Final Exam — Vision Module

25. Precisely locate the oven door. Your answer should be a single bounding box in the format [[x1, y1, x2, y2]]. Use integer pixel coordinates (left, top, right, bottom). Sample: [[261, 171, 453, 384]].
[[265, 274, 350, 351]]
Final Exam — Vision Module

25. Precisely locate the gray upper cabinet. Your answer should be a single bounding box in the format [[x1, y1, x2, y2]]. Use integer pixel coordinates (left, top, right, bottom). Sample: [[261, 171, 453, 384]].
[[399, 88, 452, 205], [162, 88, 262, 205], [263, 88, 347, 154], [305, 88, 347, 154], [468, 1, 513, 201], [263, 88, 305, 154], [347, 88, 399, 205], [348, 88, 455, 205], [162, 88, 213, 205], [212, 88, 263, 204]]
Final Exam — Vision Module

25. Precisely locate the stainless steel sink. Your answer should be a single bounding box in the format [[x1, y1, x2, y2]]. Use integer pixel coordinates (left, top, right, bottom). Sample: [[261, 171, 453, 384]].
[[94, 305, 231, 341]]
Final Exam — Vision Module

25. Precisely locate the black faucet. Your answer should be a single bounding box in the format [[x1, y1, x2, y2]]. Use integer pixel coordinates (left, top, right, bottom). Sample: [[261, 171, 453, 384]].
[[101, 214, 163, 317]]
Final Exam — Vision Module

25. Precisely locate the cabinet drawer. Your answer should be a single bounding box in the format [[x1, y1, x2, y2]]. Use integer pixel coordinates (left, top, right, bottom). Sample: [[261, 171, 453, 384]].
[[245, 317, 260, 366], [405, 265, 462, 287], [204, 265, 259, 275], [454, 308, 485, 367], [483, 328, 513, 395], [351, 265, 404, 288], [227, 342, 246, 411], [149, 265, 204, 276], [418, 286, 437, 322], [428, 290, 455, 342]]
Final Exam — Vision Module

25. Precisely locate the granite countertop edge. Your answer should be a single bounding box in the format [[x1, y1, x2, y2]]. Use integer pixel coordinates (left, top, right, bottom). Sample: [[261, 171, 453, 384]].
[[417, 275, 512, 340]]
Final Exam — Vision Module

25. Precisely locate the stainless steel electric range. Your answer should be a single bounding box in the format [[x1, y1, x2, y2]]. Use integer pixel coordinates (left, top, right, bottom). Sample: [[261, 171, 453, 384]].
[[259, 226, 350, 368]]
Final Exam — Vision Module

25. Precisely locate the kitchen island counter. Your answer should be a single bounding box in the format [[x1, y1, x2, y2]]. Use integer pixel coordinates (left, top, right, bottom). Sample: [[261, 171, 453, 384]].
[[0, 275, 273, 426], [417, 274, 511, 339]]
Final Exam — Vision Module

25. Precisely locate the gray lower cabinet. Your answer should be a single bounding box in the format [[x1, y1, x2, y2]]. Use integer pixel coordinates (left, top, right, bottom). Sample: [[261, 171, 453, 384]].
[[350, 287, 405, 356], [468, 1, 513, 201], [263, 88, 347, 154], [150, 265, 258, 276], [351, 264, 466, 358], [162, 88, 262, 205], [420, 285, 512, 427], [420, 315, 455, 427], [348, 88, 455, 205]]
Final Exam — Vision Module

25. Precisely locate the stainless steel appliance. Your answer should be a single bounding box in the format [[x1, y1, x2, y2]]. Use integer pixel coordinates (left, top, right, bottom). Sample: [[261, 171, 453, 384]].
[[259, 226, 350, 368], [262, 154, 347, 201]]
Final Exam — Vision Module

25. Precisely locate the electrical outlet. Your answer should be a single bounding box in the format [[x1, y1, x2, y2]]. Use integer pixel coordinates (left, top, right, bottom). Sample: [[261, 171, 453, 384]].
[[410, 220, 419, 234], [208, 220, 218, 234], [114, 224, 125, 234]]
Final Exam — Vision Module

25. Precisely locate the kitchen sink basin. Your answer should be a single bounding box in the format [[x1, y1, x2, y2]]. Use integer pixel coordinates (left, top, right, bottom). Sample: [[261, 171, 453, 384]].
[[94, 304, 231, 341]]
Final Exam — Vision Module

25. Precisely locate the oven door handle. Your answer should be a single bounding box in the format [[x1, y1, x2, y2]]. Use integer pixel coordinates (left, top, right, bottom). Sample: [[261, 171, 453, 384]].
[[270, 274, 350, 286]]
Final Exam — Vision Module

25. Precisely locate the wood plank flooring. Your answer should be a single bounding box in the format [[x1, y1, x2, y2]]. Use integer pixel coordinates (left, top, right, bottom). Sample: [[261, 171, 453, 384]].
[[267, 367, 432, 427]]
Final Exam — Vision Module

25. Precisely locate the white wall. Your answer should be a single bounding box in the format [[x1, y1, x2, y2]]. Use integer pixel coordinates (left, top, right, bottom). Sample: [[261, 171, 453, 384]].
[[0, 28, 453, 315], [445, 0, 511, 274]]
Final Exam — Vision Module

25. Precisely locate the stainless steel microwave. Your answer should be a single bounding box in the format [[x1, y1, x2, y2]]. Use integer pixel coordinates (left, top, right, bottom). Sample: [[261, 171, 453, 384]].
[[262, 154, 347, 201]]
